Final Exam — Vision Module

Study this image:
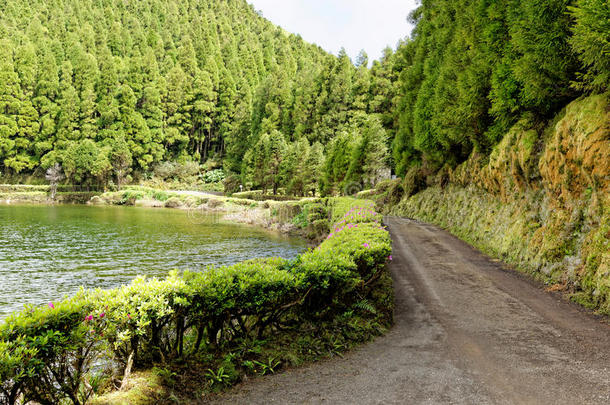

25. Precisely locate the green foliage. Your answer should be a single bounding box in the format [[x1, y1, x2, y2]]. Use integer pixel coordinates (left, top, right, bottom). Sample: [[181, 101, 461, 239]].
[[153, 161, 200, 183], [390, 0, 606, 174], [0, 0, 607, 200], [569, 0, 610, 92], [0, 198, 392, 403], [252, 357, 281, 375], [205, 367, 231, 387], [0, 0, 333, 182], [203, 169, 225, 184]]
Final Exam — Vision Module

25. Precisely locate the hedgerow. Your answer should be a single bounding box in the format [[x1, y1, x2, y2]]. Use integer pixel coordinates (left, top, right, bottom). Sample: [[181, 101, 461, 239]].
[[0, 199, 393, 404]]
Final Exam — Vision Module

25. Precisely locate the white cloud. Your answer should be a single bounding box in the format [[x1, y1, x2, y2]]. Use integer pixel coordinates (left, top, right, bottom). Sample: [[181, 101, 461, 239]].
[[248, 0, 417, 62]]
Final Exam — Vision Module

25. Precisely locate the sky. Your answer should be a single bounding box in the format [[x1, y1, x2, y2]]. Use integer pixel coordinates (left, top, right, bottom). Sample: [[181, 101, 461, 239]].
[[248, 0, 418, 64]]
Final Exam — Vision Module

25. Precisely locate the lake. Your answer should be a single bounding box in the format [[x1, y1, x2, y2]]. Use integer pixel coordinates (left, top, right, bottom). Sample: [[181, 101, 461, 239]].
[[0, 204, 307, 319]]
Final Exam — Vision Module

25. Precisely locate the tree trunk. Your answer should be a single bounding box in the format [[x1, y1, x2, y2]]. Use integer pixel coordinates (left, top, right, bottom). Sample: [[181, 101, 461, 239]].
[[50, 183, 57, 201]]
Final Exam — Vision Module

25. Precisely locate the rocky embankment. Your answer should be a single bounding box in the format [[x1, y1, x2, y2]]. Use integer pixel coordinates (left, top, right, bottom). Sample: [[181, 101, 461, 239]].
[[388, 94, 609, 314]]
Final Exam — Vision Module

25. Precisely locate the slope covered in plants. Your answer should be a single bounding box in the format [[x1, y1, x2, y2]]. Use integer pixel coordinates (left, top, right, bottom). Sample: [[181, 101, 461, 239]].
[[387, 0, 609, 175], [0, 0, 393, 196], [384, 94, 609, 315]]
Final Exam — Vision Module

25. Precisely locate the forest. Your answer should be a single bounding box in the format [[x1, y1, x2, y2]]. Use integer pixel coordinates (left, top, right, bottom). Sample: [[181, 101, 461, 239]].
[[0, 0, 607, 194]]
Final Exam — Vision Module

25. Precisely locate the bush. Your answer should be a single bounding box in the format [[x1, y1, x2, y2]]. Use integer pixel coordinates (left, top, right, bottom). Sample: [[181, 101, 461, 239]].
[[0, 291, 105, 405], [0, 199, 392, 403], [223, 174, 242, 194], [153, 161, 201, 183], [203, 169, 225, 184], [164, 197, 183, 208], [403, 165, 426, 197], [207, 198, 224, 209]]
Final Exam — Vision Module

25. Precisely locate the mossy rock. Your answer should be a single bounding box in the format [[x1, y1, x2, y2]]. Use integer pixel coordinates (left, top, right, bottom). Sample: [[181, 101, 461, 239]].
[[89, 196, 106, 205], [207, 198, 224, 208], [164, 197, 183, 208], [90, 371, 166, 405]]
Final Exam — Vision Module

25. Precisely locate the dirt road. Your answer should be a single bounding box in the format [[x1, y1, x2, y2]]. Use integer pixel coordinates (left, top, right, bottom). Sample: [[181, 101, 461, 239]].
[[208, 217, 610, 404]]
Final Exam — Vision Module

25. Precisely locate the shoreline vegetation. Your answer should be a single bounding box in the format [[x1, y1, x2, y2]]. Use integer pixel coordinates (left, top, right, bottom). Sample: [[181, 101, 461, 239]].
[[0, 198, 394, 404], [0, 184, 327, 241]]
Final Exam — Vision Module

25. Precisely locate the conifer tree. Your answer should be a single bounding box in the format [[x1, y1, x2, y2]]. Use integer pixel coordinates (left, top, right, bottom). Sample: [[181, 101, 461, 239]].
[[0, 40, 20, 171]]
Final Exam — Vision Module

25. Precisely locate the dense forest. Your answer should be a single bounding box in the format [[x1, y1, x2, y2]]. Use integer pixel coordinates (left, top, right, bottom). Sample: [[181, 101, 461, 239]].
[[389, 0, 609, 175], [0, 0, 393, 195], [0, 0, 607, 194]]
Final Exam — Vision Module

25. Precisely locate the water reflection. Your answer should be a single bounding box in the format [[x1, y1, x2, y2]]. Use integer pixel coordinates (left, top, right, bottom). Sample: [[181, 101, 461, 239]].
[[0, 204, 307, 319]]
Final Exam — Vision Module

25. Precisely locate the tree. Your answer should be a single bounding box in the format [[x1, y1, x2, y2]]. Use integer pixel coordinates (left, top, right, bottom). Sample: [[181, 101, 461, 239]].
[[345, 115, 389, 189], [191, 70, 217, 161], [508, 0, 578, 113], [266, 130, 287, 194], [0, 40, 20, 172], [304, 142, 324, 196], [163, 64, 191, 153], [569, 0, 610, 92], [110, 136, 133, 190], [282, 138, 310, 196], [245, 133, 270, 192], [56, 62, 80, 145], [62, 139, 111, 188], [45, 163, 65, 200]]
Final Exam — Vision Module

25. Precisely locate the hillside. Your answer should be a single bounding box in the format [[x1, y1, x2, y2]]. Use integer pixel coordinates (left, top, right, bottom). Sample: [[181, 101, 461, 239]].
[[0, 0, 327, 171], [385, 94, 609, 315], [358, 0, 609, 314], [0, 0, 394, 196]]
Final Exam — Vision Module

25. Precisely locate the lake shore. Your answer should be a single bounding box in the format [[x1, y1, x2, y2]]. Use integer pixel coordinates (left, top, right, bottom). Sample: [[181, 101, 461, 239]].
[[0, 184, 325, 242]]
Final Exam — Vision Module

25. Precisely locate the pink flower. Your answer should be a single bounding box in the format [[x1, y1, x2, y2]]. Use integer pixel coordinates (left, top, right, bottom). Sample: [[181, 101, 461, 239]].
[[363, 243, 369, 248], [85, 315, 94, 321], [127, 313, 131, 319], [100, 312, 105, 318], [388, 255, 393, 261], [48, 302, 55, 309]]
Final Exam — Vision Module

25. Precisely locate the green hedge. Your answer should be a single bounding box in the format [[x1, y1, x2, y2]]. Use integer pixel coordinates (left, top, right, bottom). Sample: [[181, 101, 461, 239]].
[[0, 200, 392, 404]]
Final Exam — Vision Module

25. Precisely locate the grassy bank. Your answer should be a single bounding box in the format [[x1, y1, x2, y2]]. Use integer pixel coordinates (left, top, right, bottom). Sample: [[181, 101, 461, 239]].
[[0, 198, 393, 404], [93, 186, 356, 243], [0, 184, 101, 204]]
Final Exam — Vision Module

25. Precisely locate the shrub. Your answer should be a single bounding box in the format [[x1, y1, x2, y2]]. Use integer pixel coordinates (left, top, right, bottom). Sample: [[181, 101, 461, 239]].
[[153, 161, 201, 183], [203, 169, 225, 184], [164, 197, 183, 208], [0, 199, 392, 403], [207, 199, 224, 209], [403, 165, 426, 197], [0, 291, 105, 405], [223, 174, 242, 194]]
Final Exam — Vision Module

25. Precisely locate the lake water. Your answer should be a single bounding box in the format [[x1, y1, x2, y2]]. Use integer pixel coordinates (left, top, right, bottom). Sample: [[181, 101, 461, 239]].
[[0, 204, 307, 319]]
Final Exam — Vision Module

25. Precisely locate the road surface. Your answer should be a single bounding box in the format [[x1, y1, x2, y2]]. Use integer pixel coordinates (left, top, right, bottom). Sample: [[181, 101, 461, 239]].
[[207, 217, 610, 404]]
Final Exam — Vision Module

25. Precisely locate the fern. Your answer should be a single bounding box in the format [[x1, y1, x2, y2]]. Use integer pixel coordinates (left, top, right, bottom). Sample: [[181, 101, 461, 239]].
[[354, 299, 377, 315]]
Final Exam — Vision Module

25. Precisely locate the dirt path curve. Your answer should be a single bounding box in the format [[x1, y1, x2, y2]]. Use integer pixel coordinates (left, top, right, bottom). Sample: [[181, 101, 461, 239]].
[[207, 217, 610, 405]]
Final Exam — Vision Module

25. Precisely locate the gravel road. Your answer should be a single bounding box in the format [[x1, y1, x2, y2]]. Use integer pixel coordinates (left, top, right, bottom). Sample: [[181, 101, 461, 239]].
[[206, 216, 610, 405]]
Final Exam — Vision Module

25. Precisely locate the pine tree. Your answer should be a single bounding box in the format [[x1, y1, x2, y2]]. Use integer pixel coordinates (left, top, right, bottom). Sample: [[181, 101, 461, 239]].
[[0, 40, 20, 171], [285, 138, 310, 196], [110, 135, 132, 190], [191, 69, 217, 161], [266, 130, 287, 194], [56, 62, 80, 145], [569, 0, 610, 92], [304, 142, 324, 196]]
